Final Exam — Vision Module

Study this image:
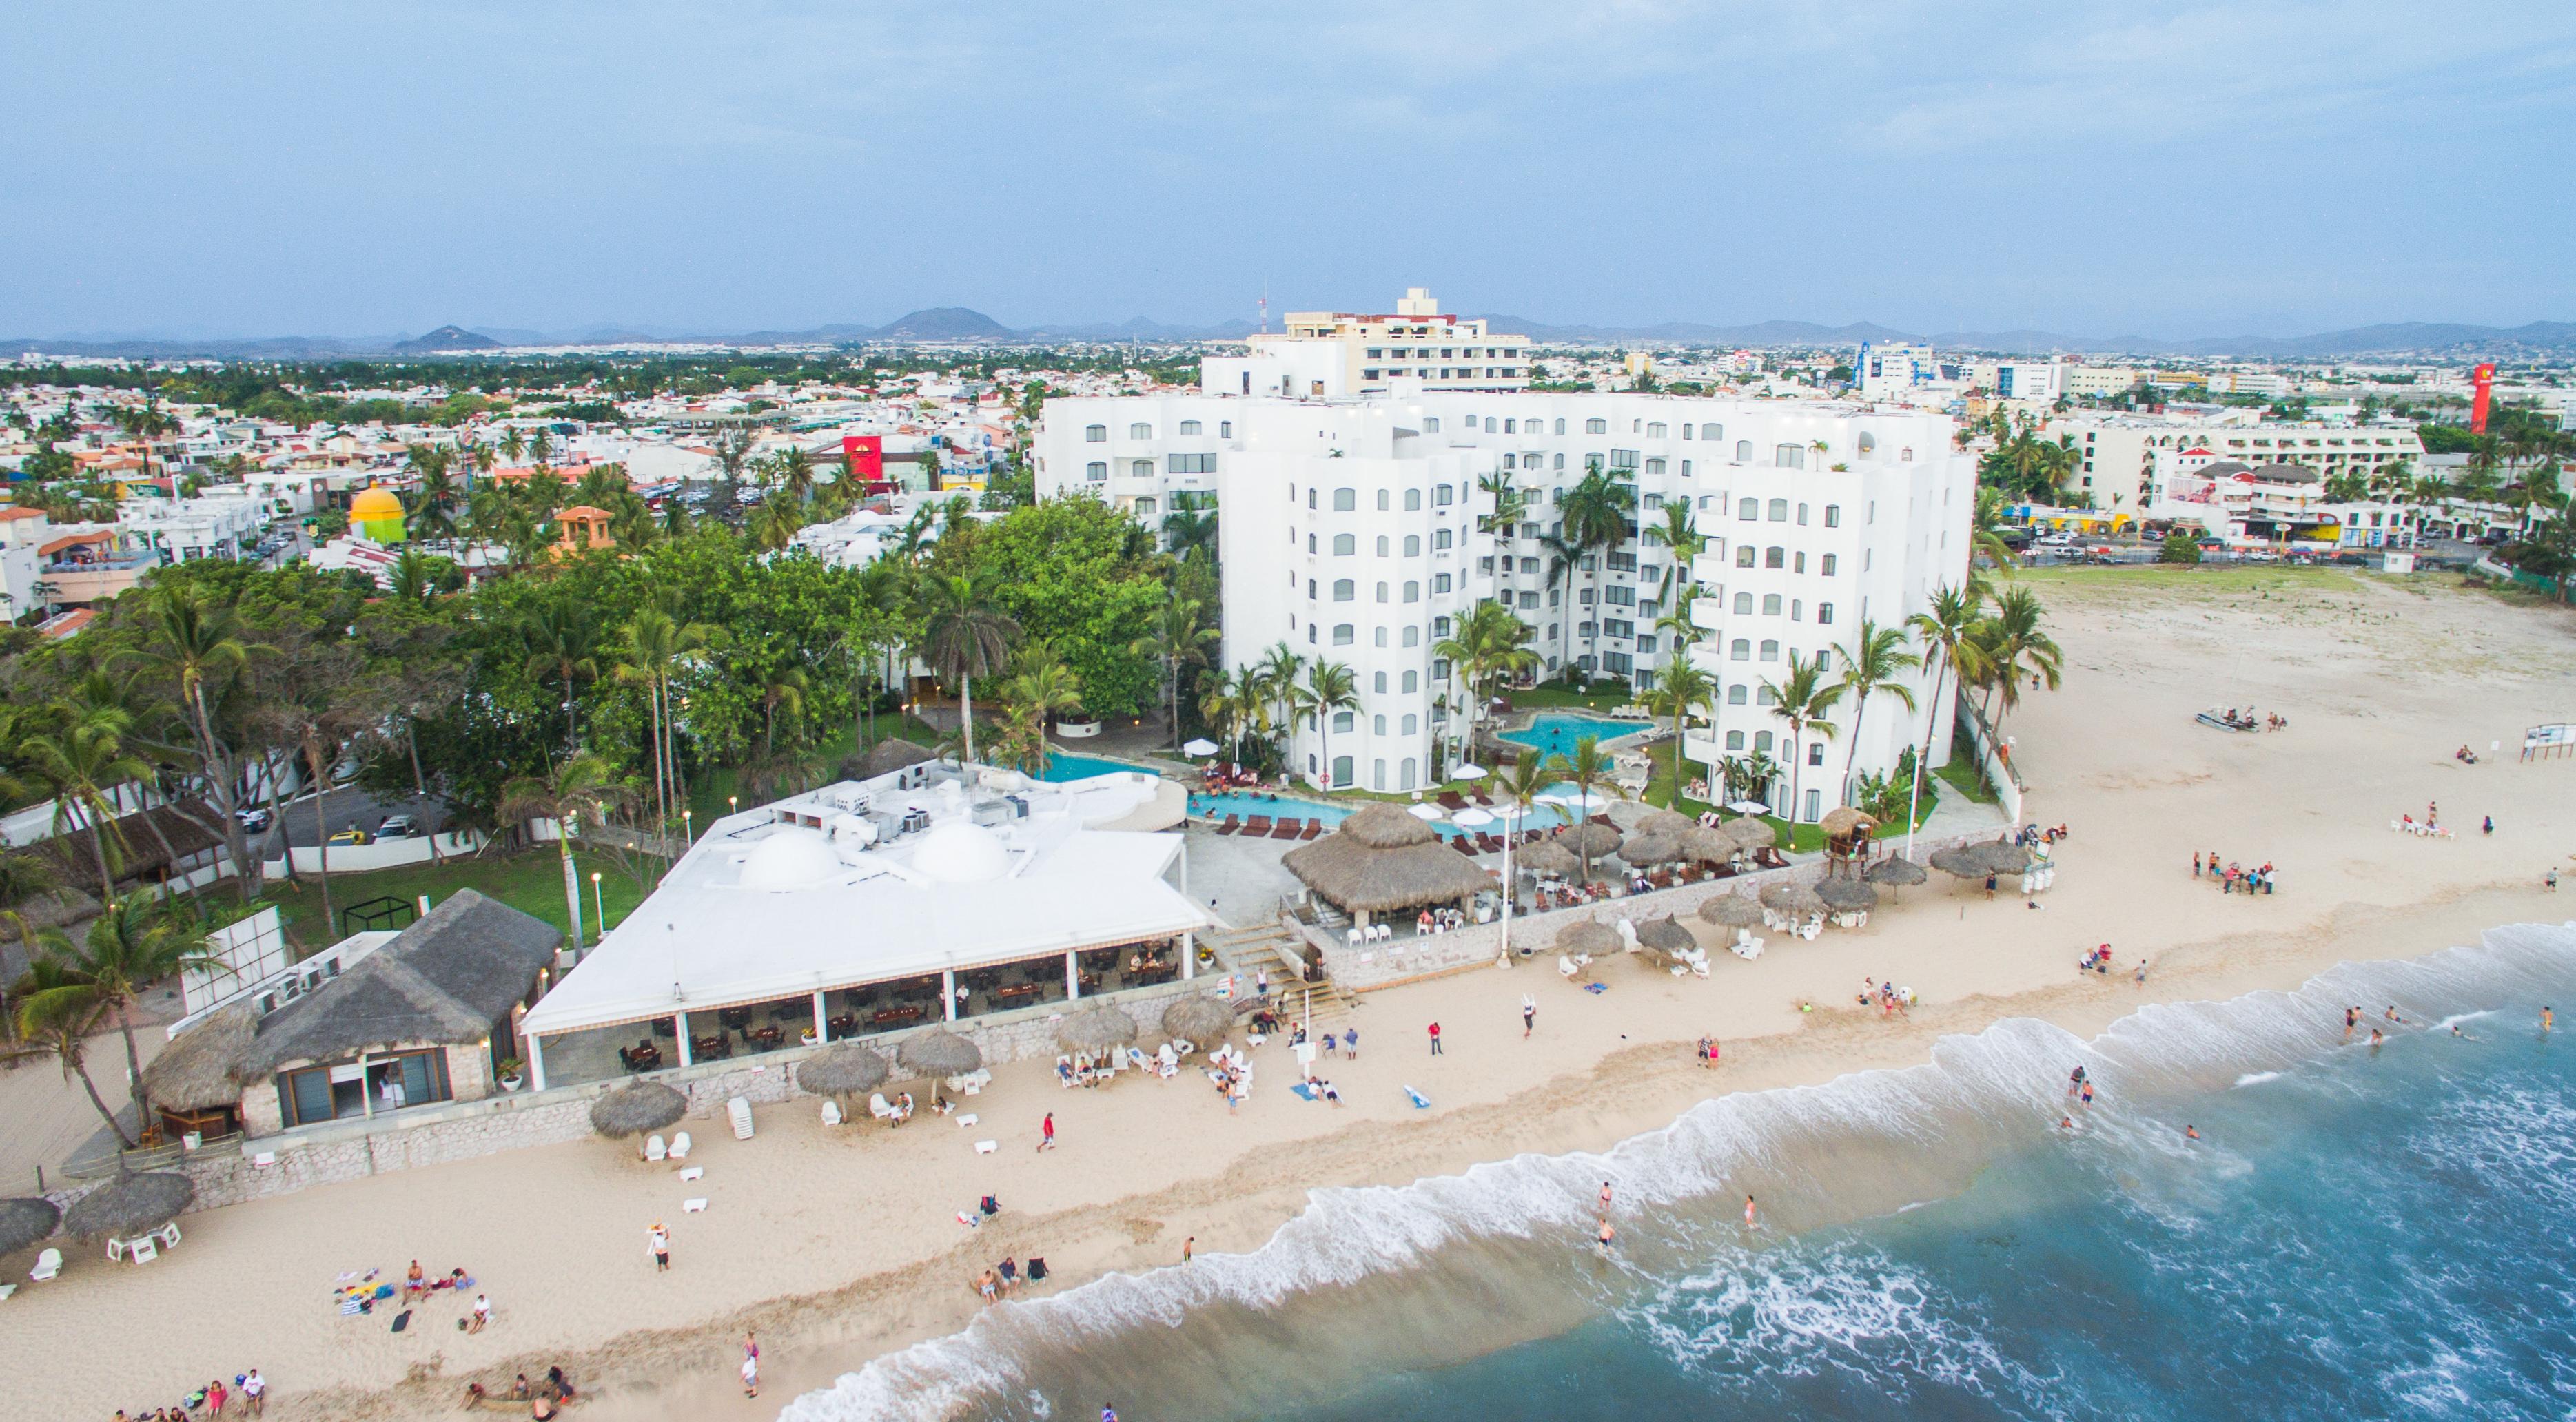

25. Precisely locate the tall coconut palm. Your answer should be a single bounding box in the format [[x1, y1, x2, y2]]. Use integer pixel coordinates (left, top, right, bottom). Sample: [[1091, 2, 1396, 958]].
[[498, 754, 632, 949], [404, 444, 459, 542], [1537, 530, 1584, 674], [1433, 599, 1538, 750], [1976, 586, 2062, 727], [133, 583, 264, 898], [1643, 655, 1718, 809], [1195, 666, 1254, 763], [1905, 583, 1988, 780], [22, 713, 148, 903], [14, 896, 216, 1142], [916, 573, 1020, 765], [757, 666, 809, 754], [1544, 735, 1614, 883], [992, 643, 1085, 776], [1161, 506, 1219, 560], [1253, 641, 1306, 761], [1302, 661, 1360, 788], [1475, 471, 1526, 537], [1129, 591, 1220, 751], [519, 598, 600, 754], [1642, 500, 1706, 605], [1830, 618, 1922, 810], [612, 605, 713, 845], [1761, 651, 1845, 825], [1558, 471, 1637, 679]]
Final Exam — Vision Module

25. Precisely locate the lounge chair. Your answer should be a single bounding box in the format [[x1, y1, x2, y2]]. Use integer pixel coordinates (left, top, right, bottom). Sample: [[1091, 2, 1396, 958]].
[[1215, 816, 1239, 835], [127, 1238, 158, 1264], [1271, 818, 1303, 839], [29, 1249, 60, 1282], [644, 1133, 667, 1162], [670, 1131, 692, 1160], [157, 1224, 180, 1249], [1452, 837, 1478, 856], [1244, 815, 1273, 834], [1437, 791, 1469, 812], [869, 1092, 901, 1122], [821, 1099, 844, 1127], [1299, 821, 1322, 839], [728, 1096, 755, 1140]]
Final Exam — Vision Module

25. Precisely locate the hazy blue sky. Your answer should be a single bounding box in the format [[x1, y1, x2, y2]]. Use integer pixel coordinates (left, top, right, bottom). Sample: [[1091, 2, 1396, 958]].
[[8, 2, 2572, 340]]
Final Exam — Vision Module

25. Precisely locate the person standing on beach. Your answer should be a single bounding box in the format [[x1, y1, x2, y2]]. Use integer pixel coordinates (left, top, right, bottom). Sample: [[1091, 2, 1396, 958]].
[[242, 1370, 265, 1417], [649, 1223, 670, 1273], [1428, 1021, 1444, 1055], [1038, 1112, 1057, 1151], [1522, 994, 1537, 1038], [2134, 960, 2148, 986], [1183, 1236, 1194, 1263], [2192, 851, 2202, 879], [1985, 872, 1998, 900], [1595, 1217, 1616, 1254]]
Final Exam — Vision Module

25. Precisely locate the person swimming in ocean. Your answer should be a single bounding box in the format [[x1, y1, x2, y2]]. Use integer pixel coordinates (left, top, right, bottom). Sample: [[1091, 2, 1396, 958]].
[[2344, 1007, 2359, 1040], [2451, 1023, 2471, 1040], [2369, 1029, 2384, 1049], [1595, 1217, 1615, 1253], [2080, 1080, 2095, 1106], [2386, 1005, 2402, 1024], [2185, 1124, 2201, 1140]]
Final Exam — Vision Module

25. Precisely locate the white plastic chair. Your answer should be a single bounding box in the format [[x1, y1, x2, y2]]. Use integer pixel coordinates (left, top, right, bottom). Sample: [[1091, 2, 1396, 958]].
[[127, 1237, 159, 1264], [157, 1224, 181, 1249], [869, 1092, 899, 1122], [821, 1099, 843, 1127], [31, 1248, 61, 1281], [670, 1131, 693, 1160], [644, 1133, 667, 1162], [727, 1097, 754, 1140]]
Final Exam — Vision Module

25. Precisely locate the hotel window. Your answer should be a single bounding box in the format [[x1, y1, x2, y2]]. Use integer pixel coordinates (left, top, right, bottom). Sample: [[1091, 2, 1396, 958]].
[[1307, 578, 1318, 599], [1757, 686, 1778, 707], [1759, 639, 1779, 661], [1402, 626, 1420, 647], [1433, 573, 1452, 593], [1761, 593, 1782, 616], [1334, 711, 1354, 733], [1179, 420, 1202, 435], [1586, 418, 1608, 434], [1857, 431, 1875, 457], [1129, 460, 1154, 479], [1791, 599, 1803, 621], [1220, 421, 1232, 437], [1375, 581, 1389, 602], [1307, 488, 1317, 508], [1333, 624, 1356, 644], [1755, 730, 1774, 754], [1808, 743, 1824, 767], [1680, 460, 1692, 478], [1736, 545, 1756, 568], [1726, 730, 1745, 750], [1484, 418, 1497, 433], [1378, 490, 1391, 510], [1553, 453, 1566, 470], [1333, 533, 1355, 555], [1701, 423, 1724, 442], [1375, 627, 1389, 647], [1424, 418, 1440, 432], [1403, 580, 1420, 602], [1730, 638, 1750, 660], [1647, 422, 1667, 438], [1520, 556, 1538, 573], [1817, 602, 1834, 625], [1307, 534, 1317, 553], [1435, 528, 1454, 550], [1404, 534, 1421, 556], [1823, 504, 1841, 527], [1520, 590, 1539, 608], [1373, 671, 1388, 693], [1765, 546, 1785, 568], [1733, 591, 1753, 614], [1402, 670, 1419, 693], [1169, 453, 1215, 474], [1796, 503, 1809, 525], [1084, 461, 1107, 482], [1378, 535, 1391, 555], [1085, 424, 1107, 442], [1735, 440, 1752, 462], [1333, 487, 1356, 511], [1768, 499, 1788, 521], [1405, 489, 1423, 511], [1434, 616, 1452, 637], [1333, 579, 1355, 601], [1435, 484, 1455, 506], [1644, 457, 1666, 477], [1739, 498, 1758, 520], [1504, 418, 1517, 433], [1609, 449, 1639, 471], [1554, 418, 1568, 435], [1820, 553, 1837, 575], [1728, 684, 1748, 705], [1374, 717, 1387, 736], [1129, 423, 1154, 440], [1400, 756, 1418, 791]]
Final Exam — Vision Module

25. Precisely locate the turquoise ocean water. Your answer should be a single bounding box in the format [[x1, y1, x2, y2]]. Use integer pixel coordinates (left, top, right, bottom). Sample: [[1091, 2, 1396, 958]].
[[781, 921, 2576, 1422]]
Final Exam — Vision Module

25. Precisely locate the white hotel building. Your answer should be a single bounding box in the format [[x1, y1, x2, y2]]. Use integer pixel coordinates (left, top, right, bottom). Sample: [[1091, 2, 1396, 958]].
[[1032, 308, 1972, 820]]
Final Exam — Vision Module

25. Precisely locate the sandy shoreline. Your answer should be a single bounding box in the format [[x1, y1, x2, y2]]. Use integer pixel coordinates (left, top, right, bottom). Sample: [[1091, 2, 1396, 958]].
[[4, 570, 2571, 1421]]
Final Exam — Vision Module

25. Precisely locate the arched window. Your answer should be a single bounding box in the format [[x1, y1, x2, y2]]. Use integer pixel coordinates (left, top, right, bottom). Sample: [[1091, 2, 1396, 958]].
[[1434, 528, 1453, 550], [1775, 444, 1803, 468], [1424, 418, 1440, 433], [1730, 638, 1751, 661], [1307, 578, 1318, 598], [1404, 489, 1423, 511], [1725, 730, 1744, 750], [1134, 497, 1156, 518], [1768, 498, 1789, 521], [1735, 545, 1756, 568], [1856, 431, 1875, 457], [1404, 535, 1421, 556], [1646, 422, 1667, 438], [1376, 535, 1389, 555], [1504, 418, 1517, 433], [1732, 591, 1753, 614], [1129, 423, 1154, 440], [1375, 581, 1389, 602], [1332, 579, 1355, 601], [1402, 626, 1420, 647], [1333, 623, 1355, 644], [1402, 581, 1421, 603], [1735, 440, 1752, 462], [1754, 730, 1774, 754], [1402, 670, 1419, 692], [1820, 553, 1838, 575], [1333, 488, 1356, 511], [1553, 453, 1566, 470], [1432, 572, 1452, 593], [1586, 418, 1607, 434], [1131, 460, 1153, 479], [1796, 502, 1809, 526], [1554, 418, 1568, 435], [1817, 602, 1834, 625], [1739, 497, 1759, 520], [1727, 684, 1748, 705], [1084, 461, 1107, 482], [1823, 504, 1841, 528], [1179, 420, 1201, 435], [1084, 424, 1107, 442], [1759, 639, 1779, 661], [1761, 593, 1782, 615], [1373, 670, 1387, 692], [1484, 418, 1497, 433], [1765, 546, 1785, 568], [1644, 457, 1666, 477], [1757, 685, 1778, 707], [1702, 423, 1724, 442], [1333, 533, 1356, 555]]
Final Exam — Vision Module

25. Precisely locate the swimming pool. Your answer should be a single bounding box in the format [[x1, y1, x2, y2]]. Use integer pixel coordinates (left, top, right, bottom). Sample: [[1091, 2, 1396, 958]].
[[1497, 712, 1650, 762], [1036, 754, 1157, 783], [1188, 790, 1577, 837]]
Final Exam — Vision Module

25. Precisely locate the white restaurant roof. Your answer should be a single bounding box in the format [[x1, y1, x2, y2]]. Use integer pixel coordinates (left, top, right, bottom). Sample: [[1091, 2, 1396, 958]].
[[521, 763, 1205, 1038]]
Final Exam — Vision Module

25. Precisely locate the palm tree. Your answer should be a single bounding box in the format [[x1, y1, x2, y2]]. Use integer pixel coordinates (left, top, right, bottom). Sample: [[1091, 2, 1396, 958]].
[[1161, 506, 1219, 560], [498, 754, 632, 949], [1253, 641, 1307, 761], [746, 491, 805, 553], [528, 427, 555, 466], [757, 666, 809, 754], [14, 896, 216, 1141], [1644, 655, 1717, 808], [611, 606, 713, 846], [991, 643, 1085, 775], [1971, 486, 2018, 573], [916, 573, 1020, 764], [1129, 592, 1220, 751], [1557, 471, 1637, 679], [1196, 666, 1254, 763], [1544, 735, 1614, 883], [498, 427, 525, 465], [23, 712, 148, 903], [134, 583, 263, 899], [385, 549, 445, 606], [520, 599, 600, 754], [1537, 530, 1584, 674], [1642, 500, 1705, 605], [1433, 599, 1538, 750], [775, 447, 817, 504], [1475, 471, 1526, 537], [6, 953, 132, 1146], [1905, 584, 1987, 782], [1830, 619, 1922, 810], [1762, 652, 1844, 825], [1302, 661, 1360, 788], [404, 444, 459, 542], [1977, 586, 2063, 728]]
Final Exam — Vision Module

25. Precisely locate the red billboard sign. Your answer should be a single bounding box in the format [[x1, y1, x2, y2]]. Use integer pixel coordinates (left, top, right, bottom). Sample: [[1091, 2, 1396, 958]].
[[841, 435, 887, 490]]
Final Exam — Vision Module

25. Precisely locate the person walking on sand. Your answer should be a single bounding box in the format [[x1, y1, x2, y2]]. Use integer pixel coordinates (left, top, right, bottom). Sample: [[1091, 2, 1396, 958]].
[[1428, 1021, 1444, 1055], [740, 1350, 759, 1399], [1342, 1026, 1360, 1060], [2134, 959, 2148, 986], [1038, 1111, 1056, 1152], [1522, 993, 1537, 1039], [2547, 869, 2559, 892], [1985, 871, 1998, 900], [649, 1222, 670, 1273]]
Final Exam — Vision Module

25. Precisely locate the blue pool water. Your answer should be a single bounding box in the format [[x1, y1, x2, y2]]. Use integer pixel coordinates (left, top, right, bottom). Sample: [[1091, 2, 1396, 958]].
[[1033, 753, 1154, 783], [1500, 712, 1650, 762], [1187, 790, 1581, 836], [781, 921, 2576, 1422]]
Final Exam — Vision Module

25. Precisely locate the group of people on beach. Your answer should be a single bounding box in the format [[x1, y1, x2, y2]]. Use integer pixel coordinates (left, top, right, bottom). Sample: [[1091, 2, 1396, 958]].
[[2193, 850, 2275, 894], [462, 1366, 578, 1417], [114, 1370, 263, 1422], [971, 1255, 1048, 1303]]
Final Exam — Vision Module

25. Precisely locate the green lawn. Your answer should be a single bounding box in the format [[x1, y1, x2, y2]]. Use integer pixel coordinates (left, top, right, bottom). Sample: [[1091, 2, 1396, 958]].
[[254, 847, 657, 954], [1933, 754, 2000, 805]]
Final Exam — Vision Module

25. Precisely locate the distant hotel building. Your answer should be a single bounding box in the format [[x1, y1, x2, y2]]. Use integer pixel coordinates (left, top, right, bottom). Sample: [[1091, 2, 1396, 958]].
[[1033, 299, 1973, 818], [1203, 288, 1531, 400], [2043, 412, 2424, 504]]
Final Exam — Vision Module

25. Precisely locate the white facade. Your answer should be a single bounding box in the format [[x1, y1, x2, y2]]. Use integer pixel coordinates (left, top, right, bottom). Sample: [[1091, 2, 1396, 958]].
[[2062, 365, 2140, 398], [1202, 288, 1531, 400], [1970, 359, 2065, 404], [1857, 342, 1941, 402], [1036, 391, 1974, 816], [2143, 448, 2420, 549], [2045, 413, 2423, 506]]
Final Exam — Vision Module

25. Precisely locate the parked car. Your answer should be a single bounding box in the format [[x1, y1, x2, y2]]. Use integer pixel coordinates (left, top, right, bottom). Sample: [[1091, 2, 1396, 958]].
[[376, 813, 422, 839], [325, 827, 373, 847], [234, 805, 273, 833]]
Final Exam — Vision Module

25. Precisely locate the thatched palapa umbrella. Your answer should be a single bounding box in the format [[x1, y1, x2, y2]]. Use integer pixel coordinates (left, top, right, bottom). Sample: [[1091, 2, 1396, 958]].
[[1724, 818, 1777, 852], [1555, 920, 1620, 958], [1699, 894, 1764, 928], [1759, 882, 1826, 917], [139, 1001, 256, 1120], [1284, 801, 1493, 918], [1816, 878, 1880, 916], [1617, 832, 1684, 866], [1557, 823, 1622, 859], [796, 1043, 889, 1098], [1978, 842, 2036, 876], [1679, 825, 1734, 864], [1517, 838, 1580, 878], [1819, 807, 1878, 841], [64, 1172, 193, 1239], [1863, 856, 1929, 888], [1055, 1004, 1139, 1055], [1928, 845, 1988, 879], [0, 1197, 61, 1258], [591, 1080, 688, 1137], [1636, 808, 1695, 838], [898, 1027, 983, 1078], [1161, 993, 1234, 1044], [1633, 916, 1698, 961]]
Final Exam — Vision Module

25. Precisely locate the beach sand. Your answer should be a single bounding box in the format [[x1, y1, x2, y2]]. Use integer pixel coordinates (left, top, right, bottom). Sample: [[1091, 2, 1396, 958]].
[[6, 568, 2573, 1421]]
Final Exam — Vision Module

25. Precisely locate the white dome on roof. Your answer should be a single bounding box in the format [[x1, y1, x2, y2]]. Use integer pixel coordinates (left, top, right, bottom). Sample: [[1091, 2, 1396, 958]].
[[739, 827, 842, 892], [910, 818, 1011, 884]]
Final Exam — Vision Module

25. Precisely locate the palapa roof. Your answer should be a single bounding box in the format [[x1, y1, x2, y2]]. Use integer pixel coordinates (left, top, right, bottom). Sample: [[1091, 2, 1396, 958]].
[[590, 1080, 687, 1137], [1617, 832, 1684, 865], [1679, 825, 1735, 863], [1516, 839, 1580, 876], [1819, 807, 1878, 839], [1759, 882, 1826, 915], [64, 1171, 194, 1237], [1557, 823, 1623, 859], [1634, 916, 1697, 956], [1056, 1004, 1139, 1053], [1816, 878, 1880, 913], [1556, 920, 1619, 956], [1285, 801, 1492, 914], [238, 889, 560, 1075], [1863, 856, 1928, 887], [1977, 842, 2037, 875], [796, 1043, 889, 1097], [1161, 993, 1234, 1043], [1928, 845, 1988, 878], [1724, 818, 1777, 850], [1699, 894, 1764, 927], [1635, 809, 1695, 837], [141, 1002, 258, 1112], [898, 1027, 983, 1077], [0, 1197, 60, 1257]]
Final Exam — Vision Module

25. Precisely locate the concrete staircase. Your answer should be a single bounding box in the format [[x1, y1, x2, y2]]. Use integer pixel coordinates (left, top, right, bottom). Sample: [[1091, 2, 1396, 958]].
[[1204, 923, 1356, 1022]]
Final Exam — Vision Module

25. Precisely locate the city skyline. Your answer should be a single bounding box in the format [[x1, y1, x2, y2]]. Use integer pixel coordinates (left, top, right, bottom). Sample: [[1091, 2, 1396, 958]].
[[6, 2, 2573, 339]]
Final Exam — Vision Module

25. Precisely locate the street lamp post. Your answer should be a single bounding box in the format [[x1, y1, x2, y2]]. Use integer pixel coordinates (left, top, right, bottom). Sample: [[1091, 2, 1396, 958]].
[[590, 870, 606, 947]]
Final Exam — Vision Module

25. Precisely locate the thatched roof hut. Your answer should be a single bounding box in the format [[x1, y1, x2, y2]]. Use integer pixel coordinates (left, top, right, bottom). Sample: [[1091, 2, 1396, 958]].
[[1724, 818, 1777, 851], [1284, 802, 1493, 916], [1759, 883, 1826, 916], [795, 1043, 889, 1098], [898, 1027, 983, 1078], [1617, 832, 1684, 865], [140, 1002, 258, 1114], [1633, 916, 1697, 959], [864, 738, 935, 777], [1863, 856, 1929, 887], [1556, 823, 1623, 860], [1555, 920, 1620, 957], [1819, 807, 1878, 840], [1699, 894, 1764, 928], [1977, 842, 2036, 875], [1055, 1004, 1139, 1054], [33, 801, 223, 889], [1517, 839, 1580, 877], [1161, 994, 1234, 1044], [1636, 808, 1695, 838], [0, 887, 100, 943], [1679, 825, 1735, 863], [1817, 878, 1880, 914], [238, 889, 560, 1078], [1928, 845, 1988, 878], [0, 1197, 60, 1258], [590, 1080, 687, 1137], [64, 1172, 193, 1238]]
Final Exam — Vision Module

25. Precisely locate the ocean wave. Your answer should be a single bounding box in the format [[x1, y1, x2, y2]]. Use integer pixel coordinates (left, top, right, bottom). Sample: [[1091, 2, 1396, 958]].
[[779, 921, 2576, 1422], [2231, 1071, 2281, 1088]]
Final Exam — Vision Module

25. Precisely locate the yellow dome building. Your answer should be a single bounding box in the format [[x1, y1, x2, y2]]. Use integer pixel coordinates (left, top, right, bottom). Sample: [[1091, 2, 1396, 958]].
[[349, 486, 407, 544]]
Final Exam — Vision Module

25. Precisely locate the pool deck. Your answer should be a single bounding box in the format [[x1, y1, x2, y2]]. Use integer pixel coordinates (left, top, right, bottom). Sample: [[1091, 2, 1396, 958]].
[[1484, 707, 1664, 759]]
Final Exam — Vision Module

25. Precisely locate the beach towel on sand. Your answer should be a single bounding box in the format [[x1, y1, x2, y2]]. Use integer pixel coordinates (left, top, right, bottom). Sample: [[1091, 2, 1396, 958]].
[[1404, 1086, 1431, 1109], [391, 1310, 411, 1333], [1291, 1083, 1318, 1102], [1583, 982, 1609, 995]]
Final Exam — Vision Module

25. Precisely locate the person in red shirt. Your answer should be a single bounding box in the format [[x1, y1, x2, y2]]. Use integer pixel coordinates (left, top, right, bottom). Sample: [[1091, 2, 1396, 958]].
[[1427, 1022, 1443, 1055]]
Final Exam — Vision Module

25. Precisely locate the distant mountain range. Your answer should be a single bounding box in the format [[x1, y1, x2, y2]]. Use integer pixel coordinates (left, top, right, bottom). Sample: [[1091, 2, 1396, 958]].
[[7, 310, 2572, 362]]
